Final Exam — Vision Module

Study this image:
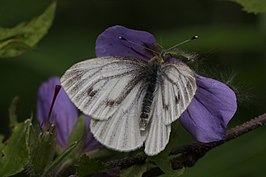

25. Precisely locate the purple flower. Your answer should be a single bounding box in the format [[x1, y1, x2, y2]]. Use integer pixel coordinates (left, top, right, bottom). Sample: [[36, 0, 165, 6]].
[[37, 76, 102, 151], [95, 25, 237, 143]]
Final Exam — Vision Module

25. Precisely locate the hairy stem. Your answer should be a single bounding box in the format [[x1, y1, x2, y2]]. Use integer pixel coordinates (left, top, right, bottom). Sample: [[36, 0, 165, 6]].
[[106, 113, 266, 176]]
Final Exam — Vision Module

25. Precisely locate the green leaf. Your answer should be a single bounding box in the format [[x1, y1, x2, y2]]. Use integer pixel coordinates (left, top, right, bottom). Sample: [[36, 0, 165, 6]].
[[229, 0, 266, 14], [67, 115, 87, 150], [55, 116, 87, 175], [76, 155, 110, 177], [0, 1, 56, 58], [0, 119, 31, 177], [8, 96, 19, 128], [159, 168, 185, 177], [150, 154, 184, 177], [41, 116, 88, 177], [29, 125, 56, 177], [120, 164, 149, 177], [148, 123, 185, 176], [32, 116, 87, 177], [41, 141, 78, 177]]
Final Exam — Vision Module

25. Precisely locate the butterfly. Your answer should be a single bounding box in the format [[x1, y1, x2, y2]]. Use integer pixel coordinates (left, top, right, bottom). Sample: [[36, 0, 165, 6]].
[[60, 48, 197, 156]]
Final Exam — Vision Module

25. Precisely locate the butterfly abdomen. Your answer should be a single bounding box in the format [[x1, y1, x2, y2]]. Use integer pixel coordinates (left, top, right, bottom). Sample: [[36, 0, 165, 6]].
[[139, 63, 159, 131]]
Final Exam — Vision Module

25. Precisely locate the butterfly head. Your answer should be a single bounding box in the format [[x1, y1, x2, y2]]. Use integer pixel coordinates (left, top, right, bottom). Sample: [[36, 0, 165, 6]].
[[118, 35, 198, 63], [160, 50, 197, 62], [148, 48, 197, 64], [147, 35, 199, 63]]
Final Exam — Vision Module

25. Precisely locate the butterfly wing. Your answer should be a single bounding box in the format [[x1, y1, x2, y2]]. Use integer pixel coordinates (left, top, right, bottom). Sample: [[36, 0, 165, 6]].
[[144, 82, 171, 155], [90, 81, 147, 151], [160, 60, 197, 125], [61, 56, 148, 120], [61, 56, 149, 151], [144, 60, 196, 155]]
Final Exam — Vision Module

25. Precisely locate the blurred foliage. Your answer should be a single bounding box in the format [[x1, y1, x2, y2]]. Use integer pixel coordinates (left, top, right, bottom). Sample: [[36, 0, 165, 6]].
[[120, 164, 149, 177], [181, 126, 266, 177], [76, 155, 110, 177], [0, 0, 265, 176], [147, 124, 184, 176], [0, 1, 56, 58], [0, 97, 31, 177], [0, 119, 31, 177], [8, 96, 19, 127], [230, 0, 266, 14]]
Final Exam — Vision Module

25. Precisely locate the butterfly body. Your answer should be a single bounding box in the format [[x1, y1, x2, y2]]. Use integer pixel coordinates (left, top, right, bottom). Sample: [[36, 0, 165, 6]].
[[139, 60, 159, 131]]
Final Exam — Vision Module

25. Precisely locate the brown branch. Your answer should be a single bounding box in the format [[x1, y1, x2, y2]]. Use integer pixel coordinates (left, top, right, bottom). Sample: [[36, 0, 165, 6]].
[[106, 113, 266, 176]]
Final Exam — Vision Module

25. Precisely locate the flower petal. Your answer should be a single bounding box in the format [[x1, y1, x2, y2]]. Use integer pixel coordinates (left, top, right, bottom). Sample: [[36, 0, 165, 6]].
[[37, 77, 78, 147], [179, 75, 237, 142], [83, 116, 103, 152], [96, 25, 157, 60], [37, 77, 103, 152]]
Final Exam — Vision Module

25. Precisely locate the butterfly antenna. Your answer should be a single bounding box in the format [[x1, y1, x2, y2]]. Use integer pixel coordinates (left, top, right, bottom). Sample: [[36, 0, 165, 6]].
[[118, 36, 160, 55], [166, 35, 199, 51]]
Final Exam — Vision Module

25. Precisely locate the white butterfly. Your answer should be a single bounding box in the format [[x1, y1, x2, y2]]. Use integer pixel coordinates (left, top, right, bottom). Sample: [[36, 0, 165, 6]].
[[61, 54, 197, 156]]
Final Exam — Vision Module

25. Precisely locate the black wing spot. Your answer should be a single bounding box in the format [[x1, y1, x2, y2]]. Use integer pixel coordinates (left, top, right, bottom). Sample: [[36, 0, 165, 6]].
[[87, 87, 97, 97], [89, 90, 97, 97], [87, 87, 93, 94], [106, 100, 115, 107], [163, 104, 169, 110], [175, 94, 180, 104]]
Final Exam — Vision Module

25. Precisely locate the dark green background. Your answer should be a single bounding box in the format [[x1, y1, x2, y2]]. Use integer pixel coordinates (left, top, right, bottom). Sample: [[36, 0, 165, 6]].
[[0, 0, 266, 176]]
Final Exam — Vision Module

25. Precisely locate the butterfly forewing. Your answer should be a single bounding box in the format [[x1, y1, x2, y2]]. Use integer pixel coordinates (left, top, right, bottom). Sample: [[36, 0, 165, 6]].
[[61, 56, 148, 121]]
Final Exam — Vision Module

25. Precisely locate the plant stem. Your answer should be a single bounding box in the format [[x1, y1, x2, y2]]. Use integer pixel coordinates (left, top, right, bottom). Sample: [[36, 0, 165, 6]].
[[105, 113, 266, 176]]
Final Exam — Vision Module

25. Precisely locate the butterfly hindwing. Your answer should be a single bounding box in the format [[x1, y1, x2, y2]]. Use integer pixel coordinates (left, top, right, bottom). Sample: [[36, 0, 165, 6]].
[[90, 81, 147, 151], [144, 83, 171, 155]]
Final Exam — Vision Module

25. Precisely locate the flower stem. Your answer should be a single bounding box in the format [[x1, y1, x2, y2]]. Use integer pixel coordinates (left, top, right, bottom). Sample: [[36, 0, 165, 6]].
[[106, 113, 266, 176]]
